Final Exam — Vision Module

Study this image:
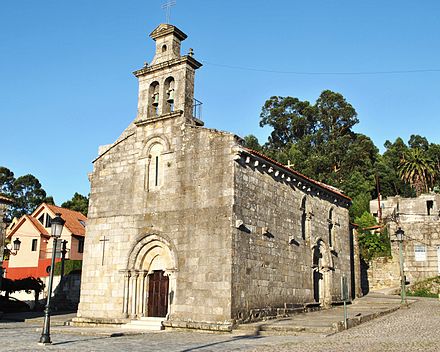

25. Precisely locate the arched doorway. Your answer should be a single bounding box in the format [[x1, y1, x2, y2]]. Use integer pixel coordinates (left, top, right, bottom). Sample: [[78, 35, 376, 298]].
[[311, 239, 333, 307], [123, 234, 177, 319]]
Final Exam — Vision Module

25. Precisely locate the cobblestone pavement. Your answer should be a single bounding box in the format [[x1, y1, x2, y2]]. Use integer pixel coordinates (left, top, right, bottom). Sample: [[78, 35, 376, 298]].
[[0, 297, 438, 352]]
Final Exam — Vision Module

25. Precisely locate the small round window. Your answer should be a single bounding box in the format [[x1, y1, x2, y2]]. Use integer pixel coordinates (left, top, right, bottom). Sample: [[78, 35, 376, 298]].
[[162, 45, 167, 53]]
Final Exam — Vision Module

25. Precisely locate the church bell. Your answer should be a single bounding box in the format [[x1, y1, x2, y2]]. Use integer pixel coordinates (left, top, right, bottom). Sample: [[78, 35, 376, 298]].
[[167, 89, 175, 103], [152, 92, 159, 106]]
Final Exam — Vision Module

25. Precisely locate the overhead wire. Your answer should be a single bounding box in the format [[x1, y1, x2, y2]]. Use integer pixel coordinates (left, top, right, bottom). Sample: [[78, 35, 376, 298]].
[[201, 60, 440, 76]]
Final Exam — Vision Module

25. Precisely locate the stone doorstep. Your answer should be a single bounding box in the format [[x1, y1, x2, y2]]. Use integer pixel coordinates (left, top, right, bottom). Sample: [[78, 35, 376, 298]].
[[163, 319, 233, 332], [123, 317, 165, 331]]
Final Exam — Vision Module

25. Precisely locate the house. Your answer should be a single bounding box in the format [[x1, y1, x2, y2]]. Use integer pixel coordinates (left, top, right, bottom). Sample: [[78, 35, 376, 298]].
[[74, 23, 359, 331], [4, 203, 87, 280], [368, 194, 440, 289], [0, 195, 14, 278]]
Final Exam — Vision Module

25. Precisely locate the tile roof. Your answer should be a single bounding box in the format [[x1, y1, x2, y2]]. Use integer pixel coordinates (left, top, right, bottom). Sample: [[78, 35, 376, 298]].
[[46, 204, 87, 236], [243, 148, 351, 202], [7, 215, 49, 239], [27, 215, 50, 237]]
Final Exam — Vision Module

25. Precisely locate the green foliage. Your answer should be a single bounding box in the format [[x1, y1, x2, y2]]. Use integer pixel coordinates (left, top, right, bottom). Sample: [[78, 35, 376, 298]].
[[355, 212, 391, 261], [242, 135, 263, 152], [254, 92, 440, 224], [257, 91, 381, 221], [0, 276, 45, 294], [61, 192, 89, 216], [406, 276, 440, 298], [0, 166, 51, 220], [54, 259, 82, 276], [398, 148, 437, 196]]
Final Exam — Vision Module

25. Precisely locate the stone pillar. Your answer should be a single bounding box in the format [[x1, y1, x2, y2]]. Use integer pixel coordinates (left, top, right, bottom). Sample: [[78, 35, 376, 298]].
[[322, 267, 332, 308], [139, 271, 148, 317], [122, 271, 131, 317], [130, 271, 139, 317]]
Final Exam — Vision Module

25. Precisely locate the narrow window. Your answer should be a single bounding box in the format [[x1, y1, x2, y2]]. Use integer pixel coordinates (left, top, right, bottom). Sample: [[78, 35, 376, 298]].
[[78, 238, 84, 254], [148, 143, 164, 190], [414, 245, 427, 261], [300, 197, 307, 240], [328, 209, 333, 248], [155, 156, 159, 186], [31, 239, 38, 252]]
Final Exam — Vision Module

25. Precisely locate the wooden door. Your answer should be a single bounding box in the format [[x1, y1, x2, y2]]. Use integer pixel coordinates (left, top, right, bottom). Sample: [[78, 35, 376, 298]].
[[147, 270, 169, 317]]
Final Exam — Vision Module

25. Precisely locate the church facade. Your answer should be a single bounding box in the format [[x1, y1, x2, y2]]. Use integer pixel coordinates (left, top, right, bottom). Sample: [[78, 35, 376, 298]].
[[76, 24, 356, 330]]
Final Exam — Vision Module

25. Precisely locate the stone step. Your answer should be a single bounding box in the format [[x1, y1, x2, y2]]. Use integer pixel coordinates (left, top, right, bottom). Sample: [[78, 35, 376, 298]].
[[236, 323, 336, 335], [123, 317, 165, 331]]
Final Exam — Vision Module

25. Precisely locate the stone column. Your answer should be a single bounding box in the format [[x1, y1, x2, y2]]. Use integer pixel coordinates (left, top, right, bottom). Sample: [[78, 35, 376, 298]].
[[165, 270, 176, 319], [139, 271, 148, 317], [122, 271, 131, 317], [130, 271, 139, 317]]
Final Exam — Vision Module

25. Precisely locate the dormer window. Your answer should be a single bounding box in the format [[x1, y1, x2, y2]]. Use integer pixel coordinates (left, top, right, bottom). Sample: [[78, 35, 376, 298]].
[[45, 214, 52, 228]]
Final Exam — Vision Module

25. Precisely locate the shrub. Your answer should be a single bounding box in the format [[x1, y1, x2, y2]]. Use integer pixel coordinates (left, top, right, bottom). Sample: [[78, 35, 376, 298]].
[[53, 260, 82, 276]]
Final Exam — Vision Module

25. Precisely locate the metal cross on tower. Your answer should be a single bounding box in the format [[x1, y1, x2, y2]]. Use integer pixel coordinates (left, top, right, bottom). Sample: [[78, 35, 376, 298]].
[[162, 0, 176, 24]]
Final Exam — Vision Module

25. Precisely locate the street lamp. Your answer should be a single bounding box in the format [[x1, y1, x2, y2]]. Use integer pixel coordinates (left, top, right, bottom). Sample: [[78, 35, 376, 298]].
[[5, 237, 21, 256], [395, 227, 407, 305], [39, 213, 65, 345]]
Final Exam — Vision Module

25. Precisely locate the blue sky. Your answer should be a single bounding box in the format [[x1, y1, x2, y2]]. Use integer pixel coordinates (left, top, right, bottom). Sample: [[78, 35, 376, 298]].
[[1, 1, 439, 204]]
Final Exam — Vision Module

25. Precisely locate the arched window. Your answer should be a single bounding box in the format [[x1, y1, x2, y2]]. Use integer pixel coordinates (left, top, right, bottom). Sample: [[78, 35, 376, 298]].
[[328, 208, 334, 248], [163, 77, 175, 114], [148, 81, 160, 117], [148, 143, 164, 190], [300, 197, 307, 240]]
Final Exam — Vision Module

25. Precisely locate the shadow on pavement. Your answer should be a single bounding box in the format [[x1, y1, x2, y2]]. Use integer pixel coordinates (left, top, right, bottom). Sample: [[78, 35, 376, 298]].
[[0, 310, 76, 323], [179, 327, 265, 352]]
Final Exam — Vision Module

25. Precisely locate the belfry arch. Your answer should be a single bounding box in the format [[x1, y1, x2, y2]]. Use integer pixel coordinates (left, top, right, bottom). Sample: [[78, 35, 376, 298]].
[[122, 234, 178, 319]]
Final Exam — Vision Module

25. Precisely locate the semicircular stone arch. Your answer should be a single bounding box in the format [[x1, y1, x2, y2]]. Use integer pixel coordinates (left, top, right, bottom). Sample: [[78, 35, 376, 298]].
[[142, 135, 171, 157], [122, 233, 178, 319]]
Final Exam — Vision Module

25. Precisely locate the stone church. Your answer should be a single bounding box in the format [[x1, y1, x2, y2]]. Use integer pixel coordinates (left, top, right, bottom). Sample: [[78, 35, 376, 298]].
[[76, 24, 357, 330]]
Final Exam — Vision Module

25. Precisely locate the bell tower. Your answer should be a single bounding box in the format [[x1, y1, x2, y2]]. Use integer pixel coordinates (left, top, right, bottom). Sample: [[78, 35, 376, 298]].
[[134, 24, 203, 126]]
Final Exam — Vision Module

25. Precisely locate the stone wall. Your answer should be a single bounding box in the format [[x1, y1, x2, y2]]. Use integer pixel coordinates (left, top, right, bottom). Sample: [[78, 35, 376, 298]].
[[78, 118, 238, 325], [231, 151, 353, 321], [368, 194, 440, 291]]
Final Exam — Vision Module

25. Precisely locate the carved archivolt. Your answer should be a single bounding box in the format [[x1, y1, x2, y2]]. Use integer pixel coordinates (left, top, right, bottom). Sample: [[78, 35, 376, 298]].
[[126, 233, 178, 272]]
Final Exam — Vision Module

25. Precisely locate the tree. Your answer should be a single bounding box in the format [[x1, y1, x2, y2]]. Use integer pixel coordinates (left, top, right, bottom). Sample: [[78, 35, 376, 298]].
[[10, 175, 47, 219], [0, 167, 15, 196], [61, 192, 89, 216], [398, 148, 436, 196], [0, 166, 51, 220], [258, 91, 378, 218], [354, 212, 390, 261], [242, 135, 263, 152]]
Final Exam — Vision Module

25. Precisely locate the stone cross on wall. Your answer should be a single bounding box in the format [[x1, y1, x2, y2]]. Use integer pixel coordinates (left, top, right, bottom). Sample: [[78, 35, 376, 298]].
[[99, 236, 109, 266]]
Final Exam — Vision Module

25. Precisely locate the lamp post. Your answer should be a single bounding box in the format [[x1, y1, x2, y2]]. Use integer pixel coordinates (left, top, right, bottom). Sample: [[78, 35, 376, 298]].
[[39, 213, 65, 345], [395, 227, 407, 305]]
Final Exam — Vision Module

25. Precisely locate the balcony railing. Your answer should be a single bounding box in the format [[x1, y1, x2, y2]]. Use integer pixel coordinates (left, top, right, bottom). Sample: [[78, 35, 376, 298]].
[[193, 98, 202, 120]]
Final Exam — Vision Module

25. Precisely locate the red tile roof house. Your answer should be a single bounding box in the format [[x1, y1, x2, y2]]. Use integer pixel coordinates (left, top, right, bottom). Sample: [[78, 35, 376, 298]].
[[3, 203, 86, 304]]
